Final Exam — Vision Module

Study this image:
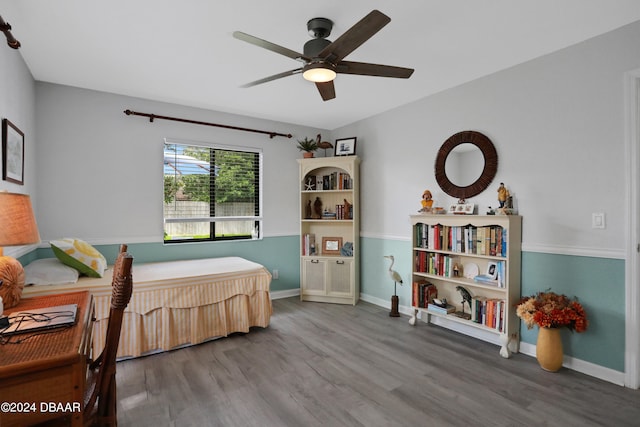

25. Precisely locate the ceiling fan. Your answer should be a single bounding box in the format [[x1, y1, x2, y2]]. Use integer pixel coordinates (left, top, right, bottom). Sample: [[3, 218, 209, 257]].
[[233, 10, 414, 101]]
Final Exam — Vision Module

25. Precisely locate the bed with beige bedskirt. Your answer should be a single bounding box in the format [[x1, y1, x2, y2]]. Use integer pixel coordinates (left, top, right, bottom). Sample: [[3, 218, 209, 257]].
[[22, 256, 272, 358]]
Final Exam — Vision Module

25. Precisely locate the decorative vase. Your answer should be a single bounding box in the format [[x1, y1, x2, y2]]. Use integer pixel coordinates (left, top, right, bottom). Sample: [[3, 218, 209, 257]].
[[303, 152, 314, 158], [536, 327, 563, 372]]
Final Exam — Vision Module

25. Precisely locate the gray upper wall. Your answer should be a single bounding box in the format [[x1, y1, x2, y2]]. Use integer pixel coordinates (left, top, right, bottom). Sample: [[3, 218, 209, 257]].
[[31, 84, 327, 243], [333, 19, 640, 257], [2, 20, 640, 258]]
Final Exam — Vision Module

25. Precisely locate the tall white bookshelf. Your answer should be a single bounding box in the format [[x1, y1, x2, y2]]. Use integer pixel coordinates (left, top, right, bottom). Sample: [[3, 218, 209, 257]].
[[298, 156, 360, 305]]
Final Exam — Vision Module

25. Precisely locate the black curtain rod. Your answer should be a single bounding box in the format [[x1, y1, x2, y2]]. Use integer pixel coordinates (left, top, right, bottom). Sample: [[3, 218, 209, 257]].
[[0, 15, 21, 49], [123, 109, 292, 139]]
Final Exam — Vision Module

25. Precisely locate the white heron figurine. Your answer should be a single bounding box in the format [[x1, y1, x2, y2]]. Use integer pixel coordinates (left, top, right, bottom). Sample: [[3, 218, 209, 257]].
[[384, 255, 403, 317]]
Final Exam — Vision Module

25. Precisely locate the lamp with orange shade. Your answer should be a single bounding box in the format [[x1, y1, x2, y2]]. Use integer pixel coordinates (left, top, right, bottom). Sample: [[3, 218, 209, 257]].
[[0, 192, 40, 308]]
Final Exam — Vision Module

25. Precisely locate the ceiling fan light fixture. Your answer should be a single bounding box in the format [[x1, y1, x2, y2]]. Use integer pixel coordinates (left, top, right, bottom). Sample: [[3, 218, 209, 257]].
[[234, 10, 412, 99], [302, 62, 336, 83]]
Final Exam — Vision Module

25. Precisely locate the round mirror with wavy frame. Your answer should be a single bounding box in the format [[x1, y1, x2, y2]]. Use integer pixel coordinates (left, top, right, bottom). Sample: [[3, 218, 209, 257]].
[[434, 130, 498, 199]]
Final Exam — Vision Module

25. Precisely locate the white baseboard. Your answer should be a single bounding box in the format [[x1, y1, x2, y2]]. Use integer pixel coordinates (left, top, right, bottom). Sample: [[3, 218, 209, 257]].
[[517, 341, 625, 386], [360, 292, 626, 387], [271, 288, 300, 300]]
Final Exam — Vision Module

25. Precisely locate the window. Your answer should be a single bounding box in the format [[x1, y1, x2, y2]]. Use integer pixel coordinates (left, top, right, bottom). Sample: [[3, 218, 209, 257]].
[[163, 140, 262, 243]]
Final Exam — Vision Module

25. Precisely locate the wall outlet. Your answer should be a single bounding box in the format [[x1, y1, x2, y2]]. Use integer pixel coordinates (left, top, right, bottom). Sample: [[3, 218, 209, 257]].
[[272, 269, 279, 280]]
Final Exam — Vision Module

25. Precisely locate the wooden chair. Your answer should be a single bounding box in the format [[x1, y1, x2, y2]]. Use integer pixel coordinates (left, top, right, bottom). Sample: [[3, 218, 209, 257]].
[[83, 244, 134, 426]]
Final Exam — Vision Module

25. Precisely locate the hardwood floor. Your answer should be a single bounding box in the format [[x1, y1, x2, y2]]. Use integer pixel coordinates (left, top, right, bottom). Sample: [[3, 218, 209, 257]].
[[116, 297, 640, 426]]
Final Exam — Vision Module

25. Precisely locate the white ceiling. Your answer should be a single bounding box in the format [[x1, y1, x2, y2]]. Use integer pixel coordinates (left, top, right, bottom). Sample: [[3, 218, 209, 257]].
[[3, 1, 640, 130]]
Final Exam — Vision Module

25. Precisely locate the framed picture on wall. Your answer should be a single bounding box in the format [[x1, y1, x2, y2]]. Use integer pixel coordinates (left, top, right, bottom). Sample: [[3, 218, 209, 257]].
[[334, 137, 357, 156], [2, 119, 24, 185]]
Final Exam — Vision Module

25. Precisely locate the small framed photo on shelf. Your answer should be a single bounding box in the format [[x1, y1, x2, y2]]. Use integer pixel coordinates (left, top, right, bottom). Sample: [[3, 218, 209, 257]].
[[335, 137, 357, 156], [486, 261, 498, 280], [322, 236, 343, 255], [448, 203, 474, 215]]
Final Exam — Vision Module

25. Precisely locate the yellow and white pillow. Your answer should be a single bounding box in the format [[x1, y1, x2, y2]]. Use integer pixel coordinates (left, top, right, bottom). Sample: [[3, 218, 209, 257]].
[[50, 238, 107, 278]]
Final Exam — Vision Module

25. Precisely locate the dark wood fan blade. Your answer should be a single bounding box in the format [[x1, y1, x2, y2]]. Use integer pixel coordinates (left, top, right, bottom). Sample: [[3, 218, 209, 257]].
[[337, 61, 414, 78], [233, 31, 310, 62], [318, 10, 390, 63], [316, 81, 336, 101], [241, 68, 303, 88]]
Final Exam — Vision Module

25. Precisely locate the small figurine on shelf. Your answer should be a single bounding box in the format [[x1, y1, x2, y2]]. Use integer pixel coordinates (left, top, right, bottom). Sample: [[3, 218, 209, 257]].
[[454, 286, 472, 320], [497, 182, 516, 215], [304, 176, 315, 191], [453, 263, 460, 277], [340, 242, 353, 256], [343, 199, 352, 219], [419, 189, 433, 212], [497, 183, 509, 208], [313, 197, 323, 219], [305, 200, 312, 219], [316, 134, 334, 157]]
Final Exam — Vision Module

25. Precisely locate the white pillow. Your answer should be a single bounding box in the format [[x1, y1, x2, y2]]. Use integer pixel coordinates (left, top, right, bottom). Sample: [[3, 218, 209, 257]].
[[24, 258, 80, 286]]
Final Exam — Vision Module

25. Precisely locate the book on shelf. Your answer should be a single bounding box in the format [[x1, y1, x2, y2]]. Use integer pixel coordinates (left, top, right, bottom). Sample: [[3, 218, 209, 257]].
[[414, 223, 508, 255], [412, 280, 437, 308], [302, 233, 316, 256], [323, 175, 331, 190], [334, 203, 352, 220], [489, 227, 497, 256], [496, 261, 505, 288], [427, 303, 456, 314], [429, 224, 435, 249], [476, 227, 485, 255], [415, 223, 428, 248], [317, 171, 352, 190], [471, 296, 485, 323], [501, 228, 507, 257], [470, 296, 505, 331], [414, 252, 462, 278]]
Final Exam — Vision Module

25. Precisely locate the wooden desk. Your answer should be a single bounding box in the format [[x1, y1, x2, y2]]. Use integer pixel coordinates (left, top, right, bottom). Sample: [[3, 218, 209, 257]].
[[0, 291, 94, 427]]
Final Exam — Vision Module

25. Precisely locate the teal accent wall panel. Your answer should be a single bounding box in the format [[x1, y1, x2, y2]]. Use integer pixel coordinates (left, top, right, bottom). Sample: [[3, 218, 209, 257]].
[[32, 236, 301, 292], [360, 237, 413, 306], [360, 237, 625, 372], [17, 251, 39, 266], [521, 252, 625, 371], [24, 235, 625, 372]]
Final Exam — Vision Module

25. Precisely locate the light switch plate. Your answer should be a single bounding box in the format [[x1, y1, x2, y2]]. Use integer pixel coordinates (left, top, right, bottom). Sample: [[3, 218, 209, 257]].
[[592, 213, 605, 229]]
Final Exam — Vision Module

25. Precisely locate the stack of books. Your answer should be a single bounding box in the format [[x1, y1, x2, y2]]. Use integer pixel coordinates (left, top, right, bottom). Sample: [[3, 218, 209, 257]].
[[427, 303, 456, 315]]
